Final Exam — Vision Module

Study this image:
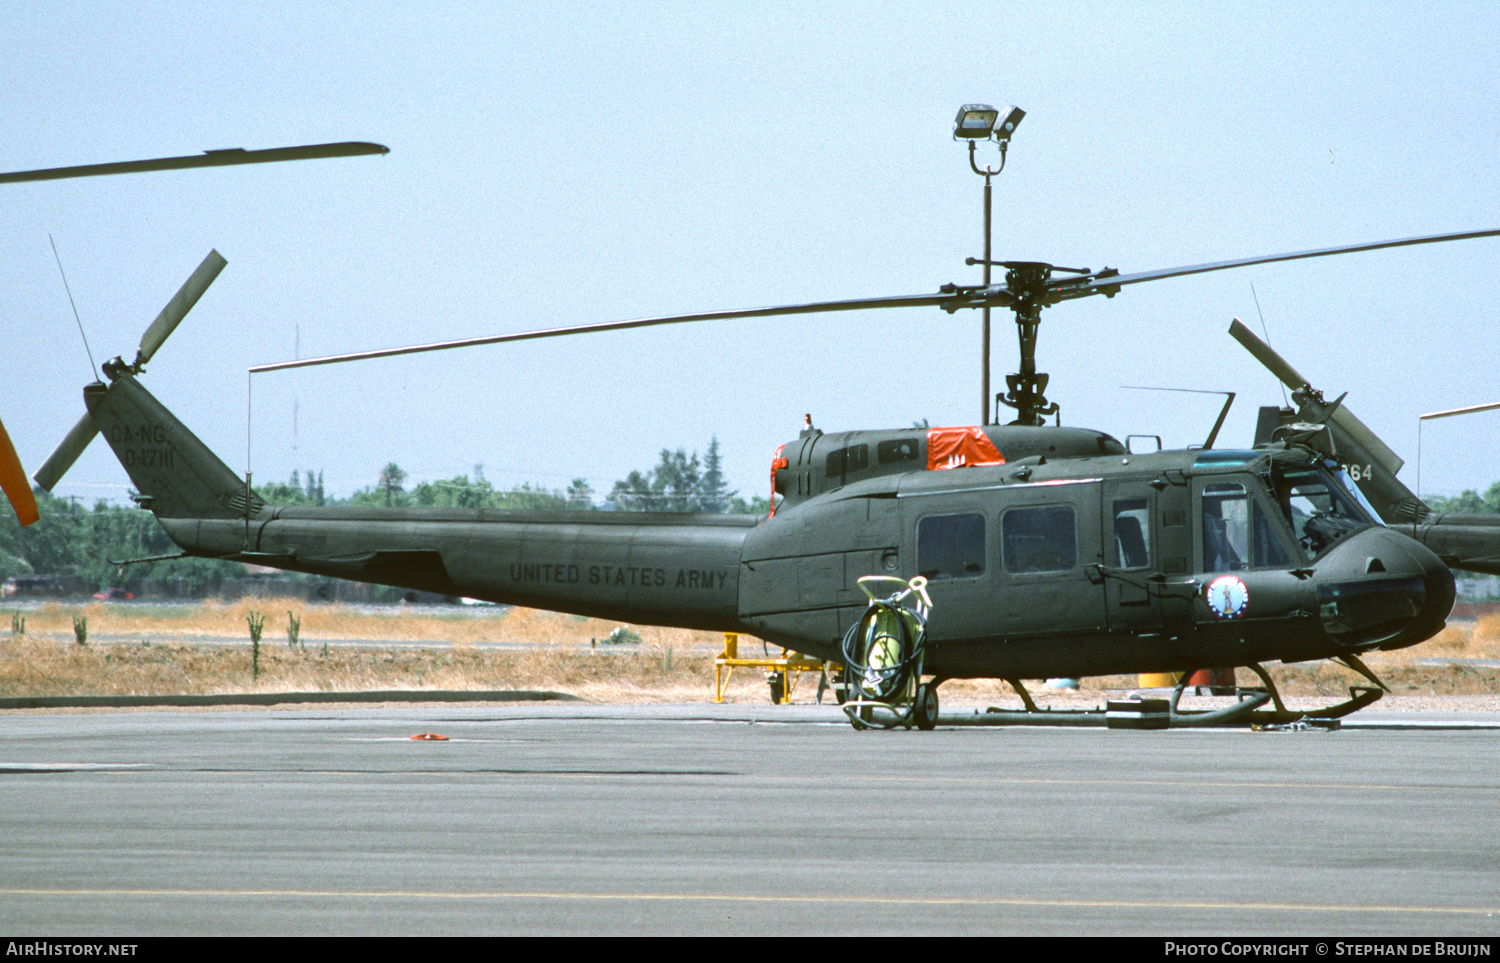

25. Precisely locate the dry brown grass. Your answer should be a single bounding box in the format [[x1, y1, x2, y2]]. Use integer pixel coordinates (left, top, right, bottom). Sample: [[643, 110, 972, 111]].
[[8, 600, 731, 651], [0, 603, 765, 703], [1, 602, 1496, 706], [0, 634, 772, 702]]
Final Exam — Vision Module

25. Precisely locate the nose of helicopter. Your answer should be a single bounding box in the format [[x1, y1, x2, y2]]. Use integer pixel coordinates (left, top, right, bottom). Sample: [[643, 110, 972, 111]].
[[1314, 526, 1456, 650]]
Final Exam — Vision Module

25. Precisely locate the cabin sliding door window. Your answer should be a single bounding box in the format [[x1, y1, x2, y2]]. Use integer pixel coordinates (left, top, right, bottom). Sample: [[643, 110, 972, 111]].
[[917, 512, 986, 580], [1002, 505, 1077, 573], [1112, 498, 1151, 570]]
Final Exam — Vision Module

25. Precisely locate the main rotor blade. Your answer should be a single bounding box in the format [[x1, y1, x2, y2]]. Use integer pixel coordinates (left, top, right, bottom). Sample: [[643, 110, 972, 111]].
[[0, 416, 38, 526], [137, 250, 227, 366], [1055, 227, 1500, 303], [33, 411, 98, 492], [1228, 318, 1403, 475], [250, 291, 954, 373], [0, 142, 389, 185], [252, 225, 1500, 374]]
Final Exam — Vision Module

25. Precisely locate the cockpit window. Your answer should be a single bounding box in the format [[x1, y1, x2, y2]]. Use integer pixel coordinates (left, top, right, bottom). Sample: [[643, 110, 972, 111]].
[[1328, 462, 1383, 520], [1202, 482, 1293, 572], [1273, 468, 1372, 556]]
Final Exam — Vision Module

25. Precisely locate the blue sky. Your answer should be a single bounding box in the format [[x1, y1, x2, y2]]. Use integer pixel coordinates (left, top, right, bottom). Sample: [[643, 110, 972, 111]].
[[3, 1, 1498, 506]]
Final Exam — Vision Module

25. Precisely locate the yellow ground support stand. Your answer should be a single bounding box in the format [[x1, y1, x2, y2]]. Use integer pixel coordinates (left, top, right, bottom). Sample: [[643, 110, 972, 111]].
[[713, 632, 831, 704]]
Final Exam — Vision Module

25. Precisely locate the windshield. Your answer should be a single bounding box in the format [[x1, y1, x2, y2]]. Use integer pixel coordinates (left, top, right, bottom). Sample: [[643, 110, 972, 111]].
[[1272, 466, 1374, 556], [1328, 460, 1383, 521]]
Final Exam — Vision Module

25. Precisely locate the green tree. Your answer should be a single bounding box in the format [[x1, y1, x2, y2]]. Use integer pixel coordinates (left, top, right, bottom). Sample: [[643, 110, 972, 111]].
[[259, 470, 313, 506], [1427, 481, 1500, 515], [0, 489, 243, 593], [610, 449, 703, 511], [567, 478, 595, 508], [378, 463, 407, 507], [492, 482, 572, 511], [610, 440, 756, 513], [729, 493, 772, 516], [699, 437, 735, 513], [411, 473, 494, 509], [306, 469, 325, 506]]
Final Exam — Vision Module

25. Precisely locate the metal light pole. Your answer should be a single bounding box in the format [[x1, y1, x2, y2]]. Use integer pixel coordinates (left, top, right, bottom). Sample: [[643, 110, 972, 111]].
[[953, 105, 1023, 424]]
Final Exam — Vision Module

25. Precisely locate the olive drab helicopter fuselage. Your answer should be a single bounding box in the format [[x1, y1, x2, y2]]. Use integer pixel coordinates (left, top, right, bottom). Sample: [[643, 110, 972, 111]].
[[72, 368, 1454, 687]]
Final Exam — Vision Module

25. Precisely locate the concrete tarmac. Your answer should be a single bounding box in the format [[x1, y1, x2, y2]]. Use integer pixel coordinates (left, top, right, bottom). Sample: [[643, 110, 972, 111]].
[[1, 704, 1497, 936]]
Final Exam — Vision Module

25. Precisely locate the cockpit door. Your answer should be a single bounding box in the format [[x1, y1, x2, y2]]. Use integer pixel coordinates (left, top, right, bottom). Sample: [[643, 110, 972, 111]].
[[1194, 475, 1296, 574]]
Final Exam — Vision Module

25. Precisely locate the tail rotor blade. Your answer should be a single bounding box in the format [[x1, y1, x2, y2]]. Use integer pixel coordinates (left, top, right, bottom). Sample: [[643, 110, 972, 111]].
[[0, 416, 38, 526], [33, 412, 99, 492], [136, 250, 227, 367]]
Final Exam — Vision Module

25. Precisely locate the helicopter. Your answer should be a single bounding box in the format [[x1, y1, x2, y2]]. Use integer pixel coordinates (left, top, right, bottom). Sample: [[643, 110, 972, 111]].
[[18, 211, 1500, 730]]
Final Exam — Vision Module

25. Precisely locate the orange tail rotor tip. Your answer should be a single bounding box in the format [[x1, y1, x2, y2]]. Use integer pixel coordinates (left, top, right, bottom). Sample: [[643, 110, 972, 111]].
[[0, 416, 38, 527]]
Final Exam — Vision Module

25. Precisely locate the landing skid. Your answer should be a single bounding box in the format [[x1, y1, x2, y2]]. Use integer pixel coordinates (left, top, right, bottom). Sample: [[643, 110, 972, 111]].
[[922, 658, 1387, 730]]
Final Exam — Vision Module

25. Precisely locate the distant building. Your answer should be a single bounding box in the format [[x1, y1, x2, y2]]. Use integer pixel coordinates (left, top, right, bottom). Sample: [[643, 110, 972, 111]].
[[1455, 578, 1500, 601], [1, 574, 91, 598]]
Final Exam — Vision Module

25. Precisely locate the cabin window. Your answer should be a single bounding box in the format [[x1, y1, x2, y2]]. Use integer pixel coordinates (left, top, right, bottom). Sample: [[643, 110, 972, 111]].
[[826, 444, 869, 477], [877, 438, 920, 464], [1002, 506, 1077, 573], [1112, 499, 1151, 570], [917, 512, 986, 580]]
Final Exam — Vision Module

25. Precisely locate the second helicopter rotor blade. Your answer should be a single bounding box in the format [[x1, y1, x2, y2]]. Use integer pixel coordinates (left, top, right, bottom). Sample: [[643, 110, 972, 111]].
[[32, 410, 99, 492], [1228, 318, 1312, 392], [136, 250, 227, 367], [250, 291, 956, 373], [1229, 318, 1404, 475]]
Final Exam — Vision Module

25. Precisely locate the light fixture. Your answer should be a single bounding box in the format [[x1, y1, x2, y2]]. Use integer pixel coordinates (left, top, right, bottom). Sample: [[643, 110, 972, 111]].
[[952, 104, 1024, 143], [992, 105, 1025, 142], [953, 104, 999, 140]]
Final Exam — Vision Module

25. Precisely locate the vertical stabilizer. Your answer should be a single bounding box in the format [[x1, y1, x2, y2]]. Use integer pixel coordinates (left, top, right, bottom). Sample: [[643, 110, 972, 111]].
[[87, 374, 252, 519]]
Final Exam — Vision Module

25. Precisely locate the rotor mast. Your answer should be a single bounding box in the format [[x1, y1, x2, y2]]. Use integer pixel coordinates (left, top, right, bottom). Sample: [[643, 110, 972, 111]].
[[999, 263, 1057, 426]]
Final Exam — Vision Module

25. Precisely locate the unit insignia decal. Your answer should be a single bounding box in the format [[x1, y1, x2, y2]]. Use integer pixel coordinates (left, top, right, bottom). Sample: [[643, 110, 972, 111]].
[[1204, 575, 1249, 620]]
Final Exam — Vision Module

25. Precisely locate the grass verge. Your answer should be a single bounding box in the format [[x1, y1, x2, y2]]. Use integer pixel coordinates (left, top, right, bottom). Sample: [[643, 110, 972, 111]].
[[0, 603, 1496, 707]]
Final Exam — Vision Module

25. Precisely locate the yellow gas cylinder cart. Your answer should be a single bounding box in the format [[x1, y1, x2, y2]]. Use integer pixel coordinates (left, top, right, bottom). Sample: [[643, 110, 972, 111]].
[[839, 575, 936, 730]]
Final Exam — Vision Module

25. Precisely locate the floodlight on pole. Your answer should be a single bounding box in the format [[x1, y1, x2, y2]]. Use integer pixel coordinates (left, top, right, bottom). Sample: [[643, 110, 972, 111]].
[[953, 105, 1000, 139], [955, 104, 1023, 424]]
